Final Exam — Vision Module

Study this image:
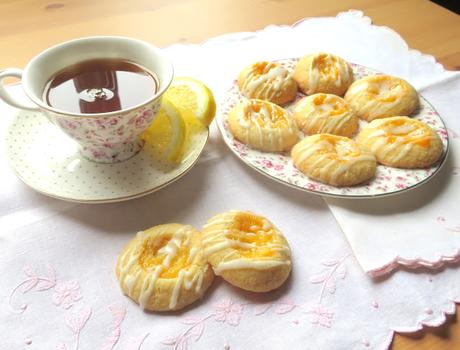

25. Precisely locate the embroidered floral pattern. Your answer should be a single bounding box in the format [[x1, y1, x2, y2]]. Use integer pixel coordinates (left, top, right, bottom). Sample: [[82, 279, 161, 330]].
[[213, 299, 243, 326], [9, 265, 57, 313], [53, 280, 82, 309], [217, 59, 449, 197]]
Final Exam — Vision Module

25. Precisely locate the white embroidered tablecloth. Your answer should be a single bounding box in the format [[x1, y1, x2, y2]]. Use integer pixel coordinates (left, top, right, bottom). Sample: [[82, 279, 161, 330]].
[[1, 10, 460, 350]]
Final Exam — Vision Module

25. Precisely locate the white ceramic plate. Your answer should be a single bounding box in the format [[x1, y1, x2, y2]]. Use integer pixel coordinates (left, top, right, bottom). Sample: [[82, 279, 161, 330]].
[[6, 110, 208, 203], [216, 59, 449, 198]]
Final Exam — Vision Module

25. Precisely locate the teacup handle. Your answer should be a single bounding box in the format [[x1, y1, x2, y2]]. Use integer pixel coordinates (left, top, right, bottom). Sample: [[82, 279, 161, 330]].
[[0, 68, 40, 111]]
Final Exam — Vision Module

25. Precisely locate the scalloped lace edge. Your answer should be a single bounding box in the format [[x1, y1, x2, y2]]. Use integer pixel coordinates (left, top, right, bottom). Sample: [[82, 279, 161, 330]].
[[367, 248, 460, 278], [383, 297, 460, 349]]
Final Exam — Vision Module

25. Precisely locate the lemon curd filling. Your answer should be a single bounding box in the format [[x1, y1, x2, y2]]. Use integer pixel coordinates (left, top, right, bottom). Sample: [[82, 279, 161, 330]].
[[138, 236, 191, 278], [245, 101, 287, 127], [316, 54, 338, 78], [225, 213, 277, 259], [316, 135, 361, 161], [381, 119, 432, 148]]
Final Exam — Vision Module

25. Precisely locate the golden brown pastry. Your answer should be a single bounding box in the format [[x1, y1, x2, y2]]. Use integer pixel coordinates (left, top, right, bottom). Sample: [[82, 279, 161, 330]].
[[293, 53, 354, 96], [237, 61, 298, 105], [116, 224, 214, 311], [356, 116, 443, 168], [228, 99, 299, 152], [344, 74, 419, 121], [291, 134, 377, 187], [202, 210, 292, 292], [293, 93, 359, 137]]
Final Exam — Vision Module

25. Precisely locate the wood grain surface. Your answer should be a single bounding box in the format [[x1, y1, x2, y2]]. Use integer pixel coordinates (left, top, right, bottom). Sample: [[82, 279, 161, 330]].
[[1, 0, 459, 349]]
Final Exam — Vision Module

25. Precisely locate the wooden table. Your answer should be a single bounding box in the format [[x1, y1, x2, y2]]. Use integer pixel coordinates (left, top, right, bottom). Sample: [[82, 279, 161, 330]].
[[1, 0, 459, 349]]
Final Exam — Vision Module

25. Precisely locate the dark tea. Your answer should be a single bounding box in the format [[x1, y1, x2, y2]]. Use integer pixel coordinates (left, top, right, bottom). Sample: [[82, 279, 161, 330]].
[[43, 59, 159, 114]]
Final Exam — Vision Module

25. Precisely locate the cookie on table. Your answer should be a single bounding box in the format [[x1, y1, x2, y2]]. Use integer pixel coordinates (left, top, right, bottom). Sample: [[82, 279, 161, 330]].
[[356, 116, 443, 168], [202, 210, 292, 292], [116, 224, 214, 311], [237, 61, 297, 105], [293, 93, 359, 137], [291, 134, 377, 187], [293, 52, 354, 96], [344, 74, 419, 121], [228, 99, 299, 152]]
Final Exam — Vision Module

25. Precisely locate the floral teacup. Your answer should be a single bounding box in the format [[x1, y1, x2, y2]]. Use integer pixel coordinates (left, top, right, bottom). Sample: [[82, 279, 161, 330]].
[[0, 36, 173, 163]]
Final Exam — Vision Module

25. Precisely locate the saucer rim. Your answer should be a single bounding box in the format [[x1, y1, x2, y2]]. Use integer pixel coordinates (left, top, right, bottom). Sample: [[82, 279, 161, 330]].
[[6, 110, 209, 204]]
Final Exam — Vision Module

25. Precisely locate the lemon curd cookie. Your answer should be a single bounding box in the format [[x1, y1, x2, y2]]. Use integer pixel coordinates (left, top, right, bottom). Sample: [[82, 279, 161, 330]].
[[293, 53, 354, 96], [356, 116, 443, 168], [116, 224, 214, 311], [202, 210, 292, 292], [293, 93, 359, 137], [291, 134, 377, 187], [344, 75, 419, 121], [237, 61, 298, 105], [228, 99, 299, 152]]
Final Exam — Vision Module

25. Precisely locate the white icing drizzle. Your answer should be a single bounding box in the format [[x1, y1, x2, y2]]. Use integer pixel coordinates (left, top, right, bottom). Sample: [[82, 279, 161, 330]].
[[307, 54, 351, 94], [241, 62, 292, 100], [213, 259, 290, 275], [295, 94, 356, 135], [118, 225, 207, 310], [203, 212, 291, 272], [359, 118, 438, 163], [344, 76, 416, 120], [236, 100, 297, 150], [292, 136, 375, 185]]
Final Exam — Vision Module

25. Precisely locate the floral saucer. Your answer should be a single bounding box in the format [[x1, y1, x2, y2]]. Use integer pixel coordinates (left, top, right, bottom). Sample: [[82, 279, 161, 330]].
[[6, 110, 208, 203], [217, 59, 449, 198]]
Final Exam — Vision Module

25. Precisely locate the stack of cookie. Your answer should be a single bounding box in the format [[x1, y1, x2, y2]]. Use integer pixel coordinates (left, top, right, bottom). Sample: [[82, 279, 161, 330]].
[[228, 53, 443, 187], [116, 211, 292, 311]]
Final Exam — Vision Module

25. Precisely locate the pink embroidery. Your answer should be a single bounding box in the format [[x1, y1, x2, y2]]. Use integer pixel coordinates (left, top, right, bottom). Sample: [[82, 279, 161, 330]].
[[213, 299, 244, 326], [223, 344, 231, 350], [9, 265, 57, 313], [161, 315, 213, 350], [362, 338, 370, 347], [253, 303, 272, 315], [60, 306, 92, 350], [305, 304, 334, 328], [24, 337, 32, 345], [306, 254, 350, 327], [100, 305, 127, 350], [275, 298, 297, 314], [125, 333, 150, 350], [425, 308, 433, 315], [53, 280, 82, 309], [372, 301, 379, 309]]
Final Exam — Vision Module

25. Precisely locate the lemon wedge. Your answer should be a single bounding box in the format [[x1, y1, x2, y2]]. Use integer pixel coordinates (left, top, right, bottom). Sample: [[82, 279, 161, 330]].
[[164, 77, 216, 127], [142, 98, 186, 163]]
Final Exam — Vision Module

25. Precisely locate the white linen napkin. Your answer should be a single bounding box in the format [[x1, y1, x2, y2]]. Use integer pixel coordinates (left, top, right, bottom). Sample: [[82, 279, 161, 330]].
[[326, 75, 460, 276]]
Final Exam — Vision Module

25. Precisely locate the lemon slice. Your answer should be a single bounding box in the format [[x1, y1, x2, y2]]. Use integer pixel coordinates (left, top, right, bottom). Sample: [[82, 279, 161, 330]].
[[142, 99, 186, 163], [164, 77, 216, 127]]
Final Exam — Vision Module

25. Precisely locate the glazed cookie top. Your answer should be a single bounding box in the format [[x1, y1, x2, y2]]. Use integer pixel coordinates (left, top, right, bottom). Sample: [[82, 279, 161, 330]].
[[295, 53, 354, 95], [116, 224, 209, 310], [293, 93, 358, 137], [237, 61, 296, 103], [344, 75, 419, 121], [357, 117, 441, 156], [202, 211, 291, 274], [292, 134, 373, 163], [231, 99, 299, 149]]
